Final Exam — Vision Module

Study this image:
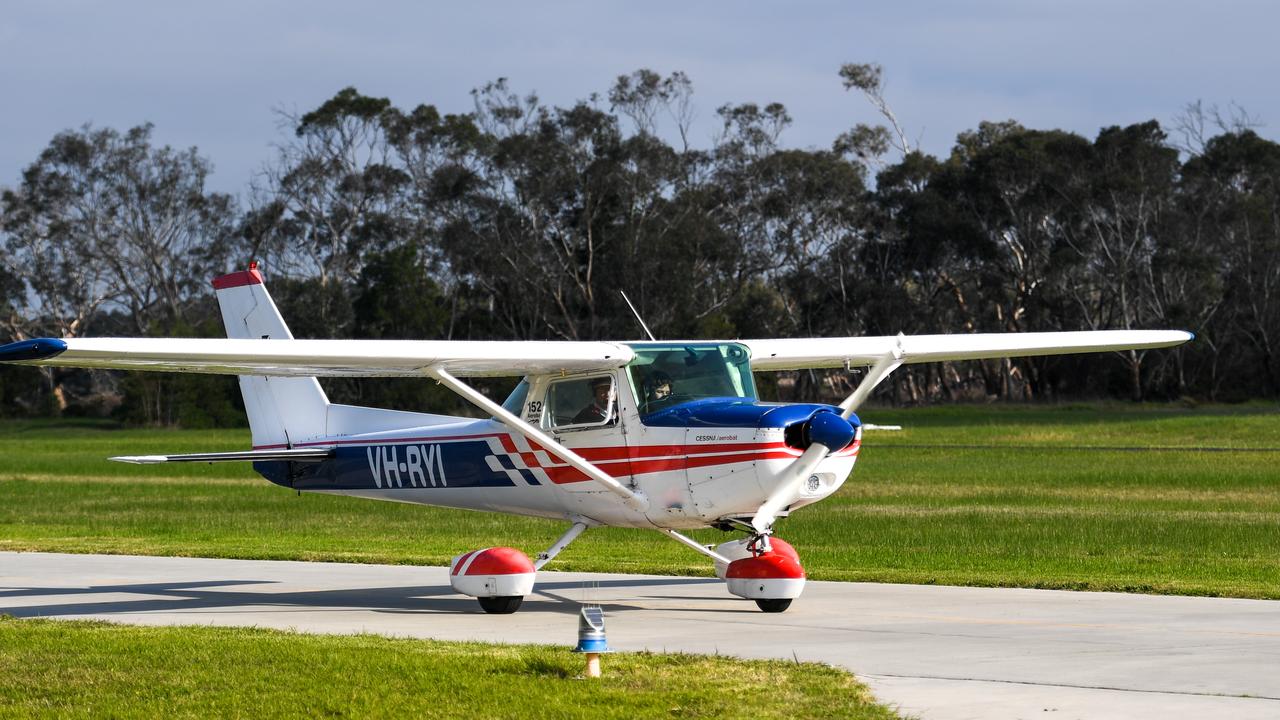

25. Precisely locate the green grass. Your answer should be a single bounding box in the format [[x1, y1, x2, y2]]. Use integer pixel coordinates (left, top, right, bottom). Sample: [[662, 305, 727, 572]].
[[0, 618, 896, 719], [1, 404, 1278, 598]]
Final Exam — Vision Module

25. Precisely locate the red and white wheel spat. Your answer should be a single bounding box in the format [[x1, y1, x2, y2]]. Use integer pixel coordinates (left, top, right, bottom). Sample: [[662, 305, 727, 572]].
[[712, 536, 800, 578], [721, 537, 805, 601], [448, 547, 536, 598]]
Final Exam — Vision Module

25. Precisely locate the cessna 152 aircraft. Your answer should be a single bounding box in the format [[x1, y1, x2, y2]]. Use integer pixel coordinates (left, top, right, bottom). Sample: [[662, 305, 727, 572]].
[[0, 266, 1192, 613]]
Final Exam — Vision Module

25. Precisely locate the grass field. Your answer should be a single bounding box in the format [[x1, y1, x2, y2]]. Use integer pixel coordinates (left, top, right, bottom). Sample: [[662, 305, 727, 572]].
[[0, 618, 895, 719], [1, 403, 1278, 598]]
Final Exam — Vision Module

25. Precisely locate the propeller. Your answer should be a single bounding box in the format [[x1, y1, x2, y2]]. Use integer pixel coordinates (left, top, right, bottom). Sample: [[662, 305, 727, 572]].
[[749, 344, 904, 534]]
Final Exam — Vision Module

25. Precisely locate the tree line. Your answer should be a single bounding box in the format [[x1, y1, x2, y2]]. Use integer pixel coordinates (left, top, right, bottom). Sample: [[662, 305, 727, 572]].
[[2, 66, 1277, 425]]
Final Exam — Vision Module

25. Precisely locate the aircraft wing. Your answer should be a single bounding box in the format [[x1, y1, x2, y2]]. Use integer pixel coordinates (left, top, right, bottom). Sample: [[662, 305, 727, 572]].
[[1, 330, 1192, 377], [742, 330, 1194, 371], [0, 337, 634, 378]]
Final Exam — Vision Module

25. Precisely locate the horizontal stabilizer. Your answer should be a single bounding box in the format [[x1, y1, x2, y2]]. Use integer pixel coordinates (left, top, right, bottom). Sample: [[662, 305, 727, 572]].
[[110, 448, 334, 464]]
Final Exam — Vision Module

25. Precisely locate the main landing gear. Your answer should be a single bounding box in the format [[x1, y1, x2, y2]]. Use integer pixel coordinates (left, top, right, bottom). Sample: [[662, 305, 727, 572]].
[[453, 524, 807, 615], [448, 546, 536, 614], [450, 521, 588, 614]]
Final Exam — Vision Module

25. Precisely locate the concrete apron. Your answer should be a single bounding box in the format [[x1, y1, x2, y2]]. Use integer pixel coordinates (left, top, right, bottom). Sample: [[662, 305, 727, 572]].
[[3, 552, 1278, 720]]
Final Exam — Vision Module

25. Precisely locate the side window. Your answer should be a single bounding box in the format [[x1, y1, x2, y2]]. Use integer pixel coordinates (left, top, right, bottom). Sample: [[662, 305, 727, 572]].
[[545, 376, 616, 430]]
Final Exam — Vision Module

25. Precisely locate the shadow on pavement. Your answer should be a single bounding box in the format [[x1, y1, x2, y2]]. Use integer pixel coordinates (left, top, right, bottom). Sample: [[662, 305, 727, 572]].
[[0, 576, 724, 619]]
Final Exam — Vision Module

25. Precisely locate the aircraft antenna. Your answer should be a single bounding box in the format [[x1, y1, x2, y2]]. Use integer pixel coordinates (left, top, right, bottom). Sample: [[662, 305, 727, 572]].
[[619, 291, 657, 341]]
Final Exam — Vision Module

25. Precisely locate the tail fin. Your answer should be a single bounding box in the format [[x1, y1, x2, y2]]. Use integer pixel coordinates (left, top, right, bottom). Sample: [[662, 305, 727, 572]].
[[212, 266, 329, 448]]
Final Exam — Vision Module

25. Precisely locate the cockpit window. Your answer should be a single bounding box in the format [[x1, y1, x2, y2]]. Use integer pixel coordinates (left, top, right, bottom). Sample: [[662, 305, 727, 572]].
[[626, 343, 756, 417], [544, 375, 617, 430]]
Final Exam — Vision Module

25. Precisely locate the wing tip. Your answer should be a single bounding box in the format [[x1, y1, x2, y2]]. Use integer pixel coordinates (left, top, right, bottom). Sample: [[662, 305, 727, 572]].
[[0, 338, 68, 363]]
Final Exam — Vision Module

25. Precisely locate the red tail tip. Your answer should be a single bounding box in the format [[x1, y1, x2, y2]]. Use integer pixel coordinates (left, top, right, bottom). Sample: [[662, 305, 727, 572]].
[[211, 266, 264, 290]]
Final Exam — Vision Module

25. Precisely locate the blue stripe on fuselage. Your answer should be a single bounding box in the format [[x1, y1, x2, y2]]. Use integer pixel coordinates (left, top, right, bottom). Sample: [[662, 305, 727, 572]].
[[254, 439, 520, 491]]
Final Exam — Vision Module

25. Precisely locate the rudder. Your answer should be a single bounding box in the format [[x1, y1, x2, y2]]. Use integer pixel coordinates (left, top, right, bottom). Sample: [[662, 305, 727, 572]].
[[212, 265, 329, 448]]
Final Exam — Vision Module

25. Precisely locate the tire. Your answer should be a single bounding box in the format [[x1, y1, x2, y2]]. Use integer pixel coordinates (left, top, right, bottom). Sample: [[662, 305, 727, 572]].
[[755, 598, 792, 613], [478, 595, 524, 614]]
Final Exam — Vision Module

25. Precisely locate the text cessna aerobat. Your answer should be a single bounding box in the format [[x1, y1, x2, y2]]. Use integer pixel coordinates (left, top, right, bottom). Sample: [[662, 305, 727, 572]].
[[0, 267, 1193, 613]]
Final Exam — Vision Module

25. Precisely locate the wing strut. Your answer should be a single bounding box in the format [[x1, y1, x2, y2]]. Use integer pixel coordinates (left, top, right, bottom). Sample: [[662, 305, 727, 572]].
[[751, 344, 904, 534], [428, 368, 650, 513], [838, 339, 904, 418]]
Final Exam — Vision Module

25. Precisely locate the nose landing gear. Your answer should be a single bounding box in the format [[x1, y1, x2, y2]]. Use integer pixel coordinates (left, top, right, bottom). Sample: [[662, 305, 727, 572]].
[[661, 527, 810, 612], [715, 534, 807, 612]]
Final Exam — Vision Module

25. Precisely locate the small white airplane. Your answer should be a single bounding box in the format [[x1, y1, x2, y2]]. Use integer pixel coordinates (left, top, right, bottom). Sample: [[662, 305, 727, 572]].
[[0, 265, 1192, 613]]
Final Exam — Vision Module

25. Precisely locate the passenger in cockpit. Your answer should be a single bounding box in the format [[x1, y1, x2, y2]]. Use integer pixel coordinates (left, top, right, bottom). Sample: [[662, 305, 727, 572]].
[[573, 377, 615, 424]]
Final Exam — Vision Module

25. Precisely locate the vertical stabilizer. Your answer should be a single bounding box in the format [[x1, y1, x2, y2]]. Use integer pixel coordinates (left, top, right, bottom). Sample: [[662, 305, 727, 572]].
[[212, 267, 329, 448]]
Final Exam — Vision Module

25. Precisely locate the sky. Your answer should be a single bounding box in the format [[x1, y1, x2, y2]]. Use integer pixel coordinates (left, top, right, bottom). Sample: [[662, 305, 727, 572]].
[[3, 1, 1277, 195]]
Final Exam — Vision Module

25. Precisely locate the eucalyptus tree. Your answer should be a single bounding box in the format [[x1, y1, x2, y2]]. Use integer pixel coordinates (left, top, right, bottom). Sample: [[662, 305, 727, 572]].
[[1180, 130, 1280, 397], [289, 88, 413, 282], [1059, 122, 1180, 399], [439, 83, 633, 340], [250, 88, 419, 337], [1, 125, 236, 417]]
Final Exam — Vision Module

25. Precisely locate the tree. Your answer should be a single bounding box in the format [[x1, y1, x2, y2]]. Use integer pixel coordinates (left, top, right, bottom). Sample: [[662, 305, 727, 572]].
[[257, 88, 412, 297], [1061, 122, 1181, 400], [1, 124, 235, 414], [838, 62, 912, 165], [1180, 131, 1280, 397]]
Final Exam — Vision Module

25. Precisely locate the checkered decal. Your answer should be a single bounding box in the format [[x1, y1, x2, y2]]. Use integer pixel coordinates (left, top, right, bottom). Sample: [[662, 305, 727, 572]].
[[483, 436, 551, 486]]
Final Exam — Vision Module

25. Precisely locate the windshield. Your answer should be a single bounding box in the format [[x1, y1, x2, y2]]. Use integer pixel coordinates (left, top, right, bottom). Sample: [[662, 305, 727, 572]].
[[498, 379, 530, 417], [626, 343, 756, 416]]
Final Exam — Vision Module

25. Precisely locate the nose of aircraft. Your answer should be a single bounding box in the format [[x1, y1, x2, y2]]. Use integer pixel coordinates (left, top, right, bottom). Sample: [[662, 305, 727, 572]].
[[784, 409, 859, 452]]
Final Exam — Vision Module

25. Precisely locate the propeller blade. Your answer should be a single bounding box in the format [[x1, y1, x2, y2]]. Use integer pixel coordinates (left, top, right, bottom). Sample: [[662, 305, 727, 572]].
[[750, 412, 858, 534], [751, 442, 828, 533]]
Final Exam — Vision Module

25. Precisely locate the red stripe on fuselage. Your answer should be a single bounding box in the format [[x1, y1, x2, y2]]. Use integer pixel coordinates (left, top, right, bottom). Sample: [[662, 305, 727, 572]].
[[253, 432, 857, 484]]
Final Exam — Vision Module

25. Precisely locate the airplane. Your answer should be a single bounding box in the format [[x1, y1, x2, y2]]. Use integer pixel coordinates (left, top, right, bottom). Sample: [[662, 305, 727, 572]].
[[0, 264, 1193, 614]]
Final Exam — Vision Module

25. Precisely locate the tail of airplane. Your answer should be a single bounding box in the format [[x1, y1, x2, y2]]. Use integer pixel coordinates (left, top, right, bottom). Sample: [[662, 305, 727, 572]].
[[212, 265, 330, 449]]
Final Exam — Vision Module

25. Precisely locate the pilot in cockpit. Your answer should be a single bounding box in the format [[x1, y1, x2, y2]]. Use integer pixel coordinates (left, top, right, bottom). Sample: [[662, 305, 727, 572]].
[[642, 371, 674, 411]]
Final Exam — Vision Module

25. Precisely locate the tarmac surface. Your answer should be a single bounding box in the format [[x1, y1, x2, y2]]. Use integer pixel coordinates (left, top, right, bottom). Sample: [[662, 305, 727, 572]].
[[3, 551, 1278, 719]]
